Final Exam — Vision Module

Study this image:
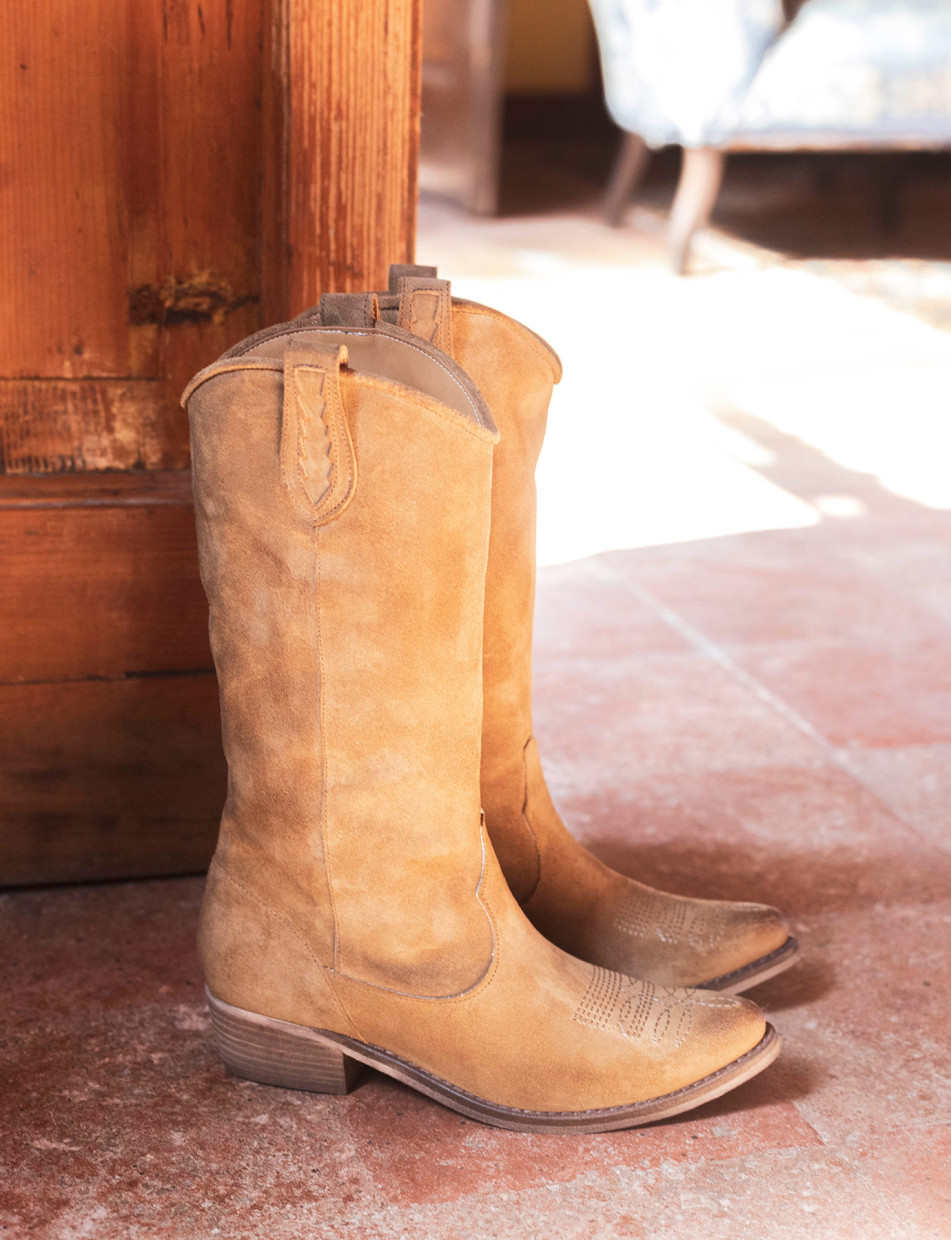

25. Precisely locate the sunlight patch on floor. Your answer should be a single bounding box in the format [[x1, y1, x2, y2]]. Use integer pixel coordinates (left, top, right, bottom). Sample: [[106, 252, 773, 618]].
[[418, 201, 951, 566]]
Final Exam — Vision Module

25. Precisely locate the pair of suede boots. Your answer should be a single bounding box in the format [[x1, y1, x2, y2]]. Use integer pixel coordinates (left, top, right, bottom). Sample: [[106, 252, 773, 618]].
[[183, 264, 798, 1133]]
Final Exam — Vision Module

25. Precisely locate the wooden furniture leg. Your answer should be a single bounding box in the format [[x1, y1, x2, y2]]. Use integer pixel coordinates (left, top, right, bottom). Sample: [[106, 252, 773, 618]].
[[603, 132, 650, 227], [668, 147, 725, 275]]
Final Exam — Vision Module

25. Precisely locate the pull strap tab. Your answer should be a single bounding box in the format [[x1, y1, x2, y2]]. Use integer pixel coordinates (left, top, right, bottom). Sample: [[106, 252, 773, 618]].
[[387, 263, 438, 293], [281, 343, 357, 526], [317, 291, 379, 328], [396, 276, 453, 356]]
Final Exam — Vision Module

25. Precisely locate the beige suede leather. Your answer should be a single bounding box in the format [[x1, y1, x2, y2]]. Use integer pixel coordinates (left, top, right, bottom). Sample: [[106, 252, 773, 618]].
[[185, 320, 773, 1122], [376, 272, 794, 992]]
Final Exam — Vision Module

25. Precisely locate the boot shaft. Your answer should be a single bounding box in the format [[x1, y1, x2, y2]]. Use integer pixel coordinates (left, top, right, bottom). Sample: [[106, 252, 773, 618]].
[[319, 276, 562, 902], [185, 323, 499, 996], [315, 279, 562, 777]]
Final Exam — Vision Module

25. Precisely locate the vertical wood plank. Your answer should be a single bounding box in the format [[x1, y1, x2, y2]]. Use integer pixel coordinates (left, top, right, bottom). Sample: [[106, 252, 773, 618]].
[[0, 0, 132, 378], [0, 0, 266, 468], [152, 0, 266, 397], [262, 0, 422, 320]]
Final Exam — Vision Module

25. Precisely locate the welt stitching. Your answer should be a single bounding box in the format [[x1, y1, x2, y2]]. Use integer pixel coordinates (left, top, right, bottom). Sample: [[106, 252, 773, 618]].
[[315, 523, 341, 975]]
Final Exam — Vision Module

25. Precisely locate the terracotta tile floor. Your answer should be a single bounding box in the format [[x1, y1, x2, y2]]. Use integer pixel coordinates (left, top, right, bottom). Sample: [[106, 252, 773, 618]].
[[5, 172, 951, 1237]]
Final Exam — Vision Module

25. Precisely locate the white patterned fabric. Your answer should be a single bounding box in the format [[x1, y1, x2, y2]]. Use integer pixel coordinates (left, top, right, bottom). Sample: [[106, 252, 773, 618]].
[[589, 0, 951, 149]]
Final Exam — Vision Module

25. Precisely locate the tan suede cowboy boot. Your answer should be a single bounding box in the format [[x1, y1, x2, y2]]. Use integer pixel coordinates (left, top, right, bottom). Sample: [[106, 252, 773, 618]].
[[183, 313, 779, 1132], [317, 267, 798, 995]]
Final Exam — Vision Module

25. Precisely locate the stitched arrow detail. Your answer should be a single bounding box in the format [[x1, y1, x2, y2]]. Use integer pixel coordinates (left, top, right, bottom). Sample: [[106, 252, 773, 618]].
[[281, 344, 357, 526], [295, 368, 333, 506]]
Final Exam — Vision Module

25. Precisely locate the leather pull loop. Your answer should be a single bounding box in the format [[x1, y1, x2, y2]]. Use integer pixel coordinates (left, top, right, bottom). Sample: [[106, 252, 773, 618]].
[[318, 291, 379, 328], [387, 263, 438, 293], [281, 343, 357, 526], [396, 276, 453, 356]]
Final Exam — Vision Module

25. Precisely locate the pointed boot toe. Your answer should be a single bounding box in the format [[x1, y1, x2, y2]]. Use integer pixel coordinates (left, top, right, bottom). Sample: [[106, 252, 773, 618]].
[[572, 879, 799, 994], [694, 901, 799, 993], [521, 847, 799, 995]]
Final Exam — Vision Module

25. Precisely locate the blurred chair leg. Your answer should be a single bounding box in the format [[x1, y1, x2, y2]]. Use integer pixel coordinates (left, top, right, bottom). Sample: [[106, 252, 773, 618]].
[[603, 132, 650, 227], [668, 147, 725, 274]]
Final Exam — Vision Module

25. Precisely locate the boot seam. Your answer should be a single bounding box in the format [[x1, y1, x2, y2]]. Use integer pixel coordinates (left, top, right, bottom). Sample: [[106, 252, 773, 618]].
[[315, 524, 343, 975], [210, 859, 361, 1038], [518, 736, 543, 904], [327, 828, 500, 1004]]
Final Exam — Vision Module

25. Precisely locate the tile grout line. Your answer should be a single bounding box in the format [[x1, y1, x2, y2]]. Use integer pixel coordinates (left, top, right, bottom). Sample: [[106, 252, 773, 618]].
[[596, 561, 951, 853], [589, 560, 839, 759]]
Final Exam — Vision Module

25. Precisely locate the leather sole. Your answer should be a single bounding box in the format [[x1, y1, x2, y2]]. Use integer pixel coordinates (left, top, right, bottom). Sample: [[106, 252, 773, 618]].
[[206, 987, 781, 1134], [700, 934, 800, 994]]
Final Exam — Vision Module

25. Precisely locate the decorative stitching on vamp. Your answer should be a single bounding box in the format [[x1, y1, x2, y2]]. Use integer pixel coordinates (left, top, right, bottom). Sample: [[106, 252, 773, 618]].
[[573, 966, 694, 1049], [614, 886, 724, 953]]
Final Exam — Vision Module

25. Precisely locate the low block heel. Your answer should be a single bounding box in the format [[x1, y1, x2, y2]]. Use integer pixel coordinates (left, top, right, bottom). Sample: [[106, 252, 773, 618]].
[[206, 989, 362, 1095]]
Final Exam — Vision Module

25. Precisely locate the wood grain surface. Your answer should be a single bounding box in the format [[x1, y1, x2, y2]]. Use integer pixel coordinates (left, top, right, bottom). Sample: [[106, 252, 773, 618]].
[[262, 0, 423, 319], [0, 474, 211, 684], [1, 0, 422, 883], [0, 674, 225, 885], [0, 380, 189, 473], [0, 0, 264, 462]]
